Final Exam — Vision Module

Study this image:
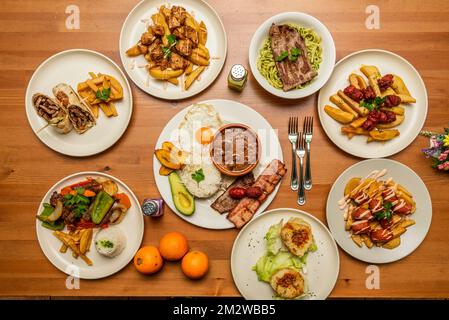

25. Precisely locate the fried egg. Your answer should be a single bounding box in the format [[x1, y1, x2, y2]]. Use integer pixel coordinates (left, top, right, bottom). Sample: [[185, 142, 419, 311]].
[[177, 104, 223, 164], [280, 218, 314, 257], [270, 268, 305, 299]]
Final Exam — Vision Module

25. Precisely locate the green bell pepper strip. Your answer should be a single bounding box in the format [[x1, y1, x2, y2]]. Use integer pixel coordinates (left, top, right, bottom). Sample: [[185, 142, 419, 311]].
[[91, 191, 115, 224], [37, 203, 65, 231]]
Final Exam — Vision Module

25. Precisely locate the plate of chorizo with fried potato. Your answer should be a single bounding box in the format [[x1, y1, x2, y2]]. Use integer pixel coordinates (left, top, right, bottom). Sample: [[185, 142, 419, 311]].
[[119, 0, 227, 100], [318, 49, 427, 158]]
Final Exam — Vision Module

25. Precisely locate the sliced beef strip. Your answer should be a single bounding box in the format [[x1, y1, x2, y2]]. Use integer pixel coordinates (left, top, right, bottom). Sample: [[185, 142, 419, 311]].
[[269, 24, 317, 91], [210, 173, 255, 214]]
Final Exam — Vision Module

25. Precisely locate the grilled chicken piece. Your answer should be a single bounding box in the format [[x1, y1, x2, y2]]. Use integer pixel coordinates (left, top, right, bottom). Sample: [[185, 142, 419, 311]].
[[169, 52, 189, 70], [175, 39, 193, 57], [159, 58, 169, 70], [185, 25, 198, 45], [141, 31, 156, 45], [173, 26, 186, 40], [150, 45, 164, 62], [170, 6, 186, 28], [151, 25, 165, 36]]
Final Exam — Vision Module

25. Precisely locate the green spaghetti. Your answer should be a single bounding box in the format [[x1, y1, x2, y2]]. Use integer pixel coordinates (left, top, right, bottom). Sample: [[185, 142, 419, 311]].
[[257, 24, 322, 90]]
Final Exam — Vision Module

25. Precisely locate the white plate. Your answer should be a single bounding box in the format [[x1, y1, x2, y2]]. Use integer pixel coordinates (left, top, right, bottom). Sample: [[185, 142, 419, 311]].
[[318, 49, 428, 158], [326, 159, 432, 264], [153, 99, 283, 229], [25, 49, 133, 157], [119, 0, 227, 100], [35, 172, 144, 279], [249, 12, 336, 99], [231, 208, 340, 300]]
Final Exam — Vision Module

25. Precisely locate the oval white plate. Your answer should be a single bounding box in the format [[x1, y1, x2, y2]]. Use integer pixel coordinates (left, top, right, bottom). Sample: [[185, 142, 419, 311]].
[[249, 12, 336, 99], [119, 0, 227, 100], [25, 49, 133, 157], [326, 159, 432, 264], [153, 99, 284, 229], [36, 172, 144, 279], [318, 49, 428, 158], [231, 208, 340, 300]]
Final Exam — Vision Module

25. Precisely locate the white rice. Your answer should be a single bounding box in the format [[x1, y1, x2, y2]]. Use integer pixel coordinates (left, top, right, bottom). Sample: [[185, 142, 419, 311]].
[[178, 163, 222, 198], [94, 226, 127, 258]]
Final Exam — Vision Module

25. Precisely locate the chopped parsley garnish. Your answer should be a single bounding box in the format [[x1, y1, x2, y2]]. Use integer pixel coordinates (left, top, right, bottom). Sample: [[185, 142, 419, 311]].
[[99, 240, 114, 248], [360, 96, 386, 111], [162, 47, 172, 59], [96, 87, 111, 102], [375, 202, 393, 220], [191, 168, 205, 184], [167, 34, 177, 45]]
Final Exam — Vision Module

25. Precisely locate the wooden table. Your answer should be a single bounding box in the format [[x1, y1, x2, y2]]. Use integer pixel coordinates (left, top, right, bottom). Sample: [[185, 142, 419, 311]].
[[0, 0, 448, 298]]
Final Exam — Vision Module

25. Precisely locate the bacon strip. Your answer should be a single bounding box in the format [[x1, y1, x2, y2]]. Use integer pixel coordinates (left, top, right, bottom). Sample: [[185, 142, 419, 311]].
[[227, 160, 286, 228]]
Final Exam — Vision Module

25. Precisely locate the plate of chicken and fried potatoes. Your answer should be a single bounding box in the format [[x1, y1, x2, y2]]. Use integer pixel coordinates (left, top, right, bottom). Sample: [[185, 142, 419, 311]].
[[119, 0, 227, 100]]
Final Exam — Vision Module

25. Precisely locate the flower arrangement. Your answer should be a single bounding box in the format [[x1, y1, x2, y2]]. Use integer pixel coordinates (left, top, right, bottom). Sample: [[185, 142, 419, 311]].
[[420, 128, 449, 171]]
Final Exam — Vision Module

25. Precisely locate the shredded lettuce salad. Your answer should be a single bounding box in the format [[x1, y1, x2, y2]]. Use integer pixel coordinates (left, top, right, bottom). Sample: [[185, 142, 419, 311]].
[[252, 219, 317, 283]]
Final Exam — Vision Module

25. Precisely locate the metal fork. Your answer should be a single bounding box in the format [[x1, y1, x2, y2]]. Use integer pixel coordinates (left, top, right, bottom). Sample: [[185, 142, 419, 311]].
[[288, 117, 299, 190], [296, 132, 306, 205], [303, 116, 313, 190]]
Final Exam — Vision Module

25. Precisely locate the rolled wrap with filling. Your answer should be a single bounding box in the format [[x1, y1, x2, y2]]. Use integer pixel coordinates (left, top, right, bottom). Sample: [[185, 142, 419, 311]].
[[32, 93, 73, 134], [53, 83, 96, 134]]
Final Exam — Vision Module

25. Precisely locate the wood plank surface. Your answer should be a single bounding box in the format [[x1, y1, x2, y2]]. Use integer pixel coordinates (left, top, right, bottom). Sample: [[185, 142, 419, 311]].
[[0, 0, 448, 298]]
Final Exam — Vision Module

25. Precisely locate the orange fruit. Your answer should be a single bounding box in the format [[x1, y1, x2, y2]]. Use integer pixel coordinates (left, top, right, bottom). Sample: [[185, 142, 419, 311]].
[[133, 246, 163, 275], [159, 231, 189, 261], [181, 250, 209, 279]]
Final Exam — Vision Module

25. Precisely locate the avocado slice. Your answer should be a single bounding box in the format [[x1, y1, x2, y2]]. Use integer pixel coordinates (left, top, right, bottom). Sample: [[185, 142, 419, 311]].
[[168, 172, 195, 216]]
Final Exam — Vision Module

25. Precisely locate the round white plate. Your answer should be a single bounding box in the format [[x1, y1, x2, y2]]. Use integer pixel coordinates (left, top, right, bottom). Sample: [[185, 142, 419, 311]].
[[231, 208, 340, 300], [119, 0, 227, 100], [249, 12, 336, 99], [318, 49, 428, 158], [36, 172, 144, 279], [326, 159, 432, 264], [153, 99, 284, 229], [25, 49, 133, 157]]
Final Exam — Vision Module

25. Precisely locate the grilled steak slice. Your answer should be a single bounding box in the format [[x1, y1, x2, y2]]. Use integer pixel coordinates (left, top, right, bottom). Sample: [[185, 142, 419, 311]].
[[269, 24, 317, 91], [227, 160, 287, 228], [211, 173, 255, 214]]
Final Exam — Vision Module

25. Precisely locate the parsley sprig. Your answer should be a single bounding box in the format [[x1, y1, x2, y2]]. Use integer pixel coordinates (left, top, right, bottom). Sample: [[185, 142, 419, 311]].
[[375, 202, 393, 220], [96, 87, 111, 102], [162, 34, 178, 59], [191, 168, 205, 184], [275, 47, 302, 62], [360, 96, 386, 111]]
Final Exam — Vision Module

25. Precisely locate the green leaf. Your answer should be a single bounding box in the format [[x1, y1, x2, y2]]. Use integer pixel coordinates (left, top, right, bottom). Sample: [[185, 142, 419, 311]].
[[191, 168, 205, 184], [374, 96, 386, 106], [167, 34, 177, 45], [76, 187, 85, 195], [288, 47, 302, 62], [275, 51, 289, 62], [162, 47, 172, 59], [95, 87, 111, 102]]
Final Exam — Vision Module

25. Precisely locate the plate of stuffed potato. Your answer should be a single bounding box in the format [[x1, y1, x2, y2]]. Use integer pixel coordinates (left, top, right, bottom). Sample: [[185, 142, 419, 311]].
[[326, 159, 432, 264], [119, 0, 227, 100], [318, 49, 427, 158]]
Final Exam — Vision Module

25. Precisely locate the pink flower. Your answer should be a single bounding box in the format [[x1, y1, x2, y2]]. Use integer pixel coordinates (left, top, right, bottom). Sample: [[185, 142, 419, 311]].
[[437, 162, 449, 171], [438, 153, 448, 161]]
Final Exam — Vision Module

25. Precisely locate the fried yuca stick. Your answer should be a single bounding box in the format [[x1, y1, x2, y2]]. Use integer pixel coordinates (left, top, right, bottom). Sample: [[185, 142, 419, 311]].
[[54, 231, 93, 266]]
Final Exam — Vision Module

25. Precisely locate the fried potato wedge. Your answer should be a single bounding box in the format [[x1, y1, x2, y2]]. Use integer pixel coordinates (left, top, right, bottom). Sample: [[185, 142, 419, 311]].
[[337, 90, 369, 116], [341, 126, 370, 136], [392, 226, 407, 238], [351, 234, 363, 248], [324, 105, 355, 124], [185, 66, 205, 90], [361, 234, 374, 248], [391, 74, 411, 96], [349, 117, 368, 128], [349, 73, 367, 90], [149, 67, 184, 80], [126, 44, 142, 57], [395, 94, 416, 104], [382, 237, 400, 249], [400, 219, 416, 229], [199, 21, 207, 45], [344, 177, 361, 196], [159, 166, 174, 176], [380, 105, 405, 116], [368, 129, 400, 141], [330, 95, 358, 117]]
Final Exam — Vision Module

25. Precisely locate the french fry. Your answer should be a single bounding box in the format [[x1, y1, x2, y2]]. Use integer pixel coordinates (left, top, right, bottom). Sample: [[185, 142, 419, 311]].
[[166, 78, 179, 85], [360, 65, 381, 96], [79, 229, 93, 254], [351, 234, 363, 247], [126, 44, 142, 57], [185, 66, 205, 90], [341, 126, 370, 136], [391, 74, 412, 96], [324, 105, 354, 124], [199, 21, 207, 45], [361, 234, 374, 248], [330, 94, 358, 118], [188, 53, 210, 66], [184, 63, 193, 75], [197, 44, 210, 59], [350, 117, 367, 128], [54, 231, 92, 266], [392, 226, 407, 238], [345, 213, 353, 231]]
